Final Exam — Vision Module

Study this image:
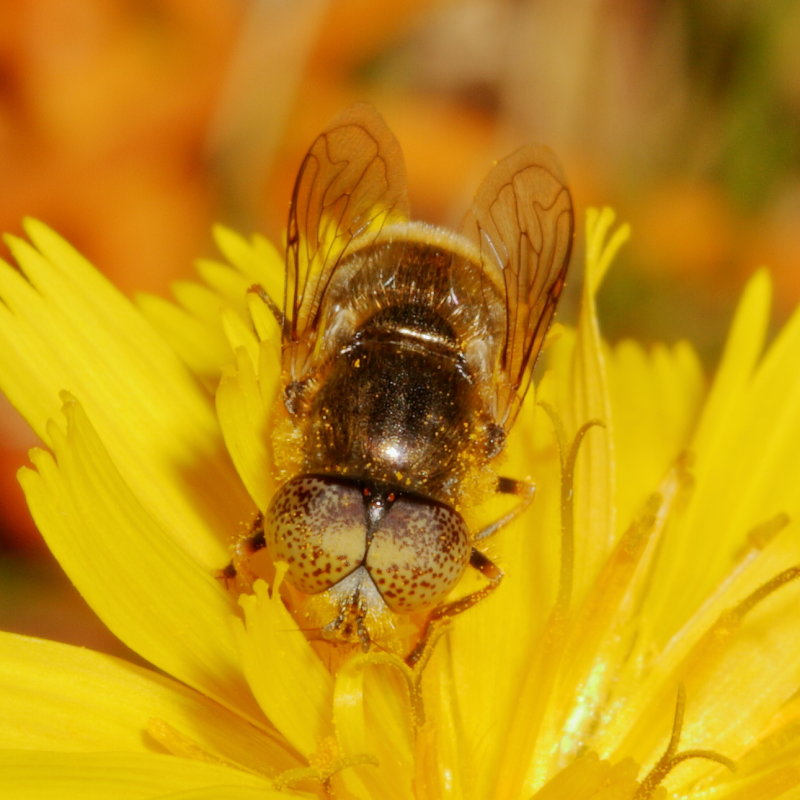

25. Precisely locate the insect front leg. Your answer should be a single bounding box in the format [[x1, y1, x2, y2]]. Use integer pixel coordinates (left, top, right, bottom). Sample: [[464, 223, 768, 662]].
[[219, 511, 267, 592], [405, 477, 535, 667], [324, 590, 372, 652], [406, 548, 503, 668]]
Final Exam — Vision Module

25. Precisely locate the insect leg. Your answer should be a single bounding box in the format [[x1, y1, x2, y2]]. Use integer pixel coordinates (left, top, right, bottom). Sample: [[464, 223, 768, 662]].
[[406, 548, 503, 668], [218, 511, 266, 592], [247, 284, 288, 336], [472, 476, 536, 543], [324, 591, 373, 652]]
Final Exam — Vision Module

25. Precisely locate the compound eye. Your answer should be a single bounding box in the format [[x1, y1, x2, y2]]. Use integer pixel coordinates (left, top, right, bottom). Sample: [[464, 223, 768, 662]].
[[366, 496, 470, 613], [266, 475, 366, 594]]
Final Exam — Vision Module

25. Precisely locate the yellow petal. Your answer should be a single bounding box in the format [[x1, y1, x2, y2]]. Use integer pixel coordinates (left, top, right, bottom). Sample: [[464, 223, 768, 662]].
[[18, 396, 262, 725], [607, 338, 705, 533], [216, 343, 281, 511], [460, 211, 629, 795], [333, 654, 415, 798], [235, 581, 334, 758], [209, 226, 284, 308], [443, 445, 563, 797], [530, 753, 644, 800], [153, 790, 308, 800], [0, 631, 297, 776], [557, 208, 631, 596], [137, 285, 232, 384], [0, 751, 284, 799], [692, 269, 772, 459], [137, 226, 282, 385], [0, 220, 249, 570], [647, 271, 800, 635]]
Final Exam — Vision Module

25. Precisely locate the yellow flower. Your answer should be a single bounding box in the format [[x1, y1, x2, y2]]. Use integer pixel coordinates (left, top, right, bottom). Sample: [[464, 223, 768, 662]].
[[1, 209, 799, 798]]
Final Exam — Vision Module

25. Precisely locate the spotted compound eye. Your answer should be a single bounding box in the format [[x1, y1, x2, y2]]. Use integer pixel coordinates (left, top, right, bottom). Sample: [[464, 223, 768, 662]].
[[366, 496, 471, 613], [266, 474, 472, 613], [266, 475, 367, 595]]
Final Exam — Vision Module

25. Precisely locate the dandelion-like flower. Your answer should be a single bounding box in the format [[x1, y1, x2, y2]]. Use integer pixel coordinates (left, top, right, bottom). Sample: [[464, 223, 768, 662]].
[[1, 209, 799, 798]]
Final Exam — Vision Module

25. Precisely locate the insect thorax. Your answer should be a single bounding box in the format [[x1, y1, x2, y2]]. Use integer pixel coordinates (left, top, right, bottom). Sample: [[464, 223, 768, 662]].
[[294, 236, 506, 504], [304, 302, 480, 502]]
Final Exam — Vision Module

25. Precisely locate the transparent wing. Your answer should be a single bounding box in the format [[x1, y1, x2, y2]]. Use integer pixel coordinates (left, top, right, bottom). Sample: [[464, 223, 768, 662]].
[[461, 144, 573, 430], [284, 103, 410, 379]]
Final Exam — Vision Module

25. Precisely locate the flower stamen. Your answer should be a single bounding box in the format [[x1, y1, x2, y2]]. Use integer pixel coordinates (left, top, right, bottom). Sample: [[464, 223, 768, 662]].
[[632, 686, 735, 800], [273, 753, 379, 793], [721, 512, 792, 586], [657, 514, 793, 668], [540, 401, 606, 613], [726, 562, 800, 624], [559, 418, 606, 611], [146, 718, 266, 778], [745, 512, 791, 552]]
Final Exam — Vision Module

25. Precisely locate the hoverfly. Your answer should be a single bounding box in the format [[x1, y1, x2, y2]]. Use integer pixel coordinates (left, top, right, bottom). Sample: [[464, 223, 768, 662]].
[[232, 104, 573, 665]]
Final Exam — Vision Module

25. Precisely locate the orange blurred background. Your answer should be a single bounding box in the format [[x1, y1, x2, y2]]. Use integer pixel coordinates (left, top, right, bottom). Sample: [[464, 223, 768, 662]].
[[2, 0, 799, 655]]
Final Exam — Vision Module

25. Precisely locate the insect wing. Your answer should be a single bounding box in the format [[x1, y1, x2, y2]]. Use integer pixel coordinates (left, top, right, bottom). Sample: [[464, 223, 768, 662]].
[[284, 104, 410, 379], [461, 144, 573, 430]]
